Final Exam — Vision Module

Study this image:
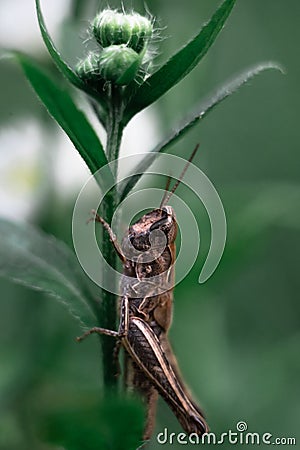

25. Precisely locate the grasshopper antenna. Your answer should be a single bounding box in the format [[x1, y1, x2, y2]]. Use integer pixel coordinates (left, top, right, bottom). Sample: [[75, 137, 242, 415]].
[[159, 175, 172, 208], [161, 143, 200, 207]]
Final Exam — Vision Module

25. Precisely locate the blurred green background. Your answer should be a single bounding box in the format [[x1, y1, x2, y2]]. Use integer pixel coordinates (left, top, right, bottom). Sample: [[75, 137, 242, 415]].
[[0, 0, 299, 449]]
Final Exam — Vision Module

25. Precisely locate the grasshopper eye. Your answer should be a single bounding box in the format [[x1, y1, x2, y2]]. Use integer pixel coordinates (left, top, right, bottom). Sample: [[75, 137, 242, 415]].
[[149, 217, 168, 231], [149, 210, 171, 232]]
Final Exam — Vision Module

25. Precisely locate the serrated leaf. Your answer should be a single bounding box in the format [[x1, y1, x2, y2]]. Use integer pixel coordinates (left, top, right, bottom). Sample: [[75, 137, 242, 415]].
[[14, 52, 113, 189], [36, 0, 108, 109], [0, 219, 97, 328], [123, 0, 237, 123], [120, 62, 283, 201]]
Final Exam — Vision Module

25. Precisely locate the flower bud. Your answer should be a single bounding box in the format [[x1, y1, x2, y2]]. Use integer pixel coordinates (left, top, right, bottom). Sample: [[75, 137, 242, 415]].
[[98, 45, 140, 85], [76, 53, 100, 84], [127, 14, 153, 53], [93, 9, 153, 53]]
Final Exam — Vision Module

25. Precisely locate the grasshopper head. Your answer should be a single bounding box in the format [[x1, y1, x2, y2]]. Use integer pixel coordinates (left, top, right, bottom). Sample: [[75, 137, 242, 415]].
[[128, 206, 177, 251]]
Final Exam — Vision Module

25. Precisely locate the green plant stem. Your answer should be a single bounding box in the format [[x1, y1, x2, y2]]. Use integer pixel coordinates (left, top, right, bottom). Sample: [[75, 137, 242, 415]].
[[99, 85, 124, 389], [100, 194, 118, 389], [106, 86, 124, 164]]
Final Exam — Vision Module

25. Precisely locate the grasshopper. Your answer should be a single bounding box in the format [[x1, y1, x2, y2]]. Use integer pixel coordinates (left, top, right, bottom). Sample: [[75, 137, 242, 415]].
[[77, 145, 209, 440]]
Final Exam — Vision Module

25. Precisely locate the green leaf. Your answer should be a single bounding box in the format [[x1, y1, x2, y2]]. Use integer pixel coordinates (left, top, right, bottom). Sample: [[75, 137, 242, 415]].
[[36, 0, 82, 88], [120, 62, 283, 201], [123, 0, 237, 123], [14, 52, 113, 188], [0, 219, 97, 328], [35, 0, 108, 109]]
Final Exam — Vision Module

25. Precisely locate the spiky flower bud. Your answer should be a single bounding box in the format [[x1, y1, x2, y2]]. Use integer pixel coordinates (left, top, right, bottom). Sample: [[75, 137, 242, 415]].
[[98, 44, 140, 85], [93, 9, 153, 53], [76, 53, 100, 85]]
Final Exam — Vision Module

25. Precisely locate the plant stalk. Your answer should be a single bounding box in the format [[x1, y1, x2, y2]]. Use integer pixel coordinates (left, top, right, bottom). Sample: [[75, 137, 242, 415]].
[[99, 85, 124, 389]]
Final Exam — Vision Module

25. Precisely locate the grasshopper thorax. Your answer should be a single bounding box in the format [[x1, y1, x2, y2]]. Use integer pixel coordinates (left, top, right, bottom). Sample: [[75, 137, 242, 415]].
[[128, 206, 177, 252]]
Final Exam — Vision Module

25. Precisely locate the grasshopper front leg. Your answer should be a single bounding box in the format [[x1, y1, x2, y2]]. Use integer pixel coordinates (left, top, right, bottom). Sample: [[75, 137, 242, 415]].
[[88, 209, 126, 263]]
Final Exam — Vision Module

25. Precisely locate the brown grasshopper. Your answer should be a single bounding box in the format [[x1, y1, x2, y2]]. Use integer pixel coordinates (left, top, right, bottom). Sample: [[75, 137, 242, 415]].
[[77, 145, 209, 440]]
